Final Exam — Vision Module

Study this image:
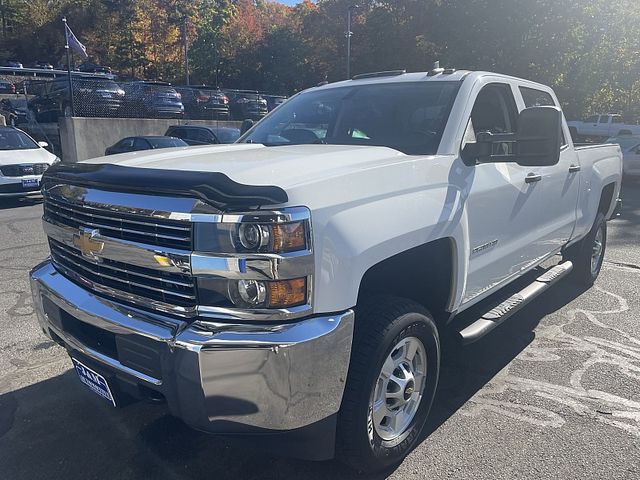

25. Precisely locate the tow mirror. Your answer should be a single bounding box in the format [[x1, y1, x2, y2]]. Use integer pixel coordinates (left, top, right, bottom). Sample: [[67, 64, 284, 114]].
[[516, 106, 562, 167], [462, 106, 562, 166], [240, 119, 254, 135]]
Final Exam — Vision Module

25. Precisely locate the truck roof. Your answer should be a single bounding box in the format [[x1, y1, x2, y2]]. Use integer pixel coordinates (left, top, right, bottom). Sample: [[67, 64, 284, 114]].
[[314, 70, 551, 92]]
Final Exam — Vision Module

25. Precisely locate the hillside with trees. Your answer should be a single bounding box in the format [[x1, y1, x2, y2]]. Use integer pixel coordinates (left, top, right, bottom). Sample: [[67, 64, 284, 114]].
[[0, 0, 639, 119]]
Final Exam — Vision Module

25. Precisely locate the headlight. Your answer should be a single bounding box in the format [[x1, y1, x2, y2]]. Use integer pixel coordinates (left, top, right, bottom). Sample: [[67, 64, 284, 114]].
[[52, 156, 61, 164], [195, 209, 310, 255], [194, 207, 313, 317]]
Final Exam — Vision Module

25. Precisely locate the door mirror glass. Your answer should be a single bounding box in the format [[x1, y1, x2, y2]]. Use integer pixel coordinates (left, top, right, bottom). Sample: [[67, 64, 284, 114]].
[[515, 106, 562, 167]]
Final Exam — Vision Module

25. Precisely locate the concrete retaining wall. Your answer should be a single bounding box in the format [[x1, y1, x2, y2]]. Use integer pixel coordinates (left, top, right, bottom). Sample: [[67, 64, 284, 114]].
[[59, 117, 243, 162]]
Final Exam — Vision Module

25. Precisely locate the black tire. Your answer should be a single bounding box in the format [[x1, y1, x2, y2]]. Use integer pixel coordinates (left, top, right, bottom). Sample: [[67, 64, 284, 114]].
[[336, 296, 440, 472], [564, 212, 607, 286]]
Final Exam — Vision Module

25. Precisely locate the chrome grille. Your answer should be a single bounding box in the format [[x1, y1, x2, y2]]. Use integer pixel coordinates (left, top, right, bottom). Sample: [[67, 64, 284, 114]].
[[0, 163, 49, 177], [49, 238, 196, 311], [44, 195, 192, 250]]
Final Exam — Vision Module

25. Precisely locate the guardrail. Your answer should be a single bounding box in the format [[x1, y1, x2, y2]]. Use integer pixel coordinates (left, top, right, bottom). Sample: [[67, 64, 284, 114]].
[[0, 66, 115, 80]]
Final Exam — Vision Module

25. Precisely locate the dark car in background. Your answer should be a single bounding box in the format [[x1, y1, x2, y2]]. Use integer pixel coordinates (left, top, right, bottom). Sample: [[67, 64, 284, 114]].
[[122, 81, 184, 118], [105, 136, 187, 155], [0, 99, 30, 125], [263, 94, 287, 112], [175, 85, 230, 119], [33, 61, 54, 70], [28, 76, 125, 121], [78, 63, 112, 74], [0, 80, 15, 94], [223, 89, 268, 120], [165, 125, 240, 145]]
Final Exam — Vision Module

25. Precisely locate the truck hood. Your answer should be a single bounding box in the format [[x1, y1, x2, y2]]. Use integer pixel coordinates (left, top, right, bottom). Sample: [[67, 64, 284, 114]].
[[84, 143, 410, 191]]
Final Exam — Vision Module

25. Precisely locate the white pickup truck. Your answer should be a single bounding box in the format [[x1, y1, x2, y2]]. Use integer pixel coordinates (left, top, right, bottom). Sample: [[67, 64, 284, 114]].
[[30, 69, 622, 472], [568, 113, 640, 141]]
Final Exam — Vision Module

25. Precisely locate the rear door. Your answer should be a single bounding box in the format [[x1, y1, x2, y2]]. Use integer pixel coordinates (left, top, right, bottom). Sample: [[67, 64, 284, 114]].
[[517, 86, 580, 248]]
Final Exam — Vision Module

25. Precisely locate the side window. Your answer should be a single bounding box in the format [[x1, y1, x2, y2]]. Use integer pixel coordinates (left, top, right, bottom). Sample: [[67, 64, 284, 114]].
[[133, 138, 148, 150], [468, 83, 518, 157], [519, 87, 555, 107], [470, 83, 518, 136], [120, 138, 134, 148], [519, 86, 568, 147], [612, 116, 623, 124], [191, 129, 213, 143], [168, 128, 185, 139], [585, 115, 599, 123], [599, 116, 609, 124]]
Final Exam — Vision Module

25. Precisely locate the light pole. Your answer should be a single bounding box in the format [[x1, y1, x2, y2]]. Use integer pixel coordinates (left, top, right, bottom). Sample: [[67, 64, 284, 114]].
[[183, 17, 190, 85], [346, 6, 353, 79]]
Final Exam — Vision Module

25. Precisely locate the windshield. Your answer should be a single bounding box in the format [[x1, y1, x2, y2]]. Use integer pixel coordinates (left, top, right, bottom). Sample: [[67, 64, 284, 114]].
[[0, 129, 38, 150], [240, 81, 460, 155], [148, 137, 187, 148]]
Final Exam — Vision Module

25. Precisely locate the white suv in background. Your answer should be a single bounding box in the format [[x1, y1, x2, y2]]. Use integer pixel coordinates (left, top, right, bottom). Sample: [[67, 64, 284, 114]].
[[0, 127, 59, 198]]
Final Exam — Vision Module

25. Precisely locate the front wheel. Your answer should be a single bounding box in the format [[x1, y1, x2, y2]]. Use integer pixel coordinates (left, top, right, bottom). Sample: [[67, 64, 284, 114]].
[[564, 212, 607, 285], [337, 297, 440, 472]]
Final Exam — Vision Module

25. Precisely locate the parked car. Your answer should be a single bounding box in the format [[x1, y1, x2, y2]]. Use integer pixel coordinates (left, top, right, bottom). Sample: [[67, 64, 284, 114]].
[[165, 124, 240, 145], [223, 89, 268, 120], [0, 80, 15, 94], [0, 98, 31, 125], [29, 77, 125, 121], [4, 61, 23, 69], [0, 127, 59, 198], [175, 86, 230, 119], [78, 63, 112, 74], [105, 136, 187, 155], [33, 61, 54, 70], [30, 69, 622, 472], [568, 113, 640, 141], [121, 81, 184, 119], [262, 94, 287, 111]]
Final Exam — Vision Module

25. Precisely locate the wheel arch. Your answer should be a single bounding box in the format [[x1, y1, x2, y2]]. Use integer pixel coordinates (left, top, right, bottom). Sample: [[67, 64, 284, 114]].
[[357, 237, 458, 324]]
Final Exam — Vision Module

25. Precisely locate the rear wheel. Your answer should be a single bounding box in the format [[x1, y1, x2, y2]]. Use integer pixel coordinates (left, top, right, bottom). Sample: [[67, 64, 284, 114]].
[[337, 297, 440, 472], [564, 212, 607, 285]]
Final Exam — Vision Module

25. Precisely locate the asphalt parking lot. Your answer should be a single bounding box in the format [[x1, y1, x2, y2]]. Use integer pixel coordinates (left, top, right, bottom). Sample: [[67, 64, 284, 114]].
[[1, 183, 639, 480]]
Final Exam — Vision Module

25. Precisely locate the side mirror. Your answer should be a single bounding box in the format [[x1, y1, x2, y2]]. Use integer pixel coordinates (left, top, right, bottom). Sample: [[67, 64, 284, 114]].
[[38, 141, 49, 148], [516, 106, 562, 167], [240, 119, 254, 135], [462, 106, 562, 167]]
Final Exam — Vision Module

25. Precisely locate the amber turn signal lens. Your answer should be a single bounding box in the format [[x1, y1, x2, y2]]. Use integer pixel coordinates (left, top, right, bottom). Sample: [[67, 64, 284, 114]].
[[267, 277, 307, 308], [271, 222, 306, 253]]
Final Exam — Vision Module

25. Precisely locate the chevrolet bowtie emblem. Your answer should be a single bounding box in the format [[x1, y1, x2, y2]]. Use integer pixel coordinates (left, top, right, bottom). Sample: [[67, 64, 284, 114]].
[[73, 228, 104, 260]]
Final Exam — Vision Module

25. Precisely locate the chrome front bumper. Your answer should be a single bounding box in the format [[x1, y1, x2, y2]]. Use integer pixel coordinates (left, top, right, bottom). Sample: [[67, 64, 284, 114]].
[[30, 260, 354, 434]]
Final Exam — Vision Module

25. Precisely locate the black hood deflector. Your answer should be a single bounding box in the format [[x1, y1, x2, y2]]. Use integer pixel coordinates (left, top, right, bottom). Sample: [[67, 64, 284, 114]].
[[42, 163, 288, 209]]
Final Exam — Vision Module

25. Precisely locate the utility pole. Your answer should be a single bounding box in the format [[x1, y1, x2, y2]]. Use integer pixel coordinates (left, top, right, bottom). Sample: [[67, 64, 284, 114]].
[[345, 6, 353, 79], [183, 17, 190, 85]]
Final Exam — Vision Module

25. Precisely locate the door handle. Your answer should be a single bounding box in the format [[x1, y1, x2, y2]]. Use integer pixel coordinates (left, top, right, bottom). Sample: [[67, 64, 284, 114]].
[[525, 173, 542, 183], [569, 164, 581, 173]]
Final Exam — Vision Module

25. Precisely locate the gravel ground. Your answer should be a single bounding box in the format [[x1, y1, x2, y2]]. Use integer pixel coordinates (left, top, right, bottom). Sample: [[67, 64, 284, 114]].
[[0, 182, 639, 480]]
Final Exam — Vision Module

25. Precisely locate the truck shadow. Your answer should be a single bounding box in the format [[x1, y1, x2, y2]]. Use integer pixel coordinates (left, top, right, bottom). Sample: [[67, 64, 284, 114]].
[[0, 195, 43, 210], [0, 277, 590, 480]]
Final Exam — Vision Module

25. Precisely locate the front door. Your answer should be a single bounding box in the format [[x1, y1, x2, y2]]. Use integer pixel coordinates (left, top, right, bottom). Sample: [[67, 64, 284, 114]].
[[463, 82, 552, 305]]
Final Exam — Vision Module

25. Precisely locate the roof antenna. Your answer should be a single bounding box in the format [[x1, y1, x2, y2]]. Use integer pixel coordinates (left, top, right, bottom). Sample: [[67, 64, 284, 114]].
[[428, 60, 445, 76]]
